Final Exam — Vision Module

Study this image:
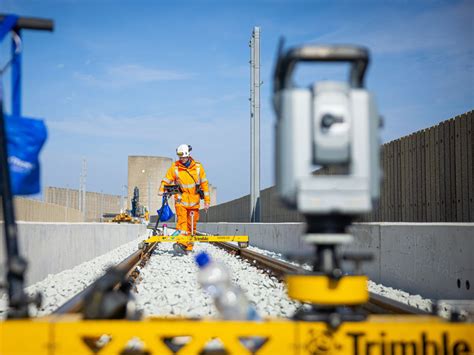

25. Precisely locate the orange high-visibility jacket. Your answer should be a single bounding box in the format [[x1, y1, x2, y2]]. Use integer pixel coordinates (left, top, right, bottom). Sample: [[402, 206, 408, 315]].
[[159, 158, 210, 208]]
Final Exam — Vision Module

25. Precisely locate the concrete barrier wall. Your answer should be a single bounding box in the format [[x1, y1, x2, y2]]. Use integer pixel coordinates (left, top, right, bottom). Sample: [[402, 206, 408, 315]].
[[197, 222, 474, 300], [45, 187, 122, 222], [374, 223, 473, 300], [13, 197, 84, 222], [0, 223, 146, 287]]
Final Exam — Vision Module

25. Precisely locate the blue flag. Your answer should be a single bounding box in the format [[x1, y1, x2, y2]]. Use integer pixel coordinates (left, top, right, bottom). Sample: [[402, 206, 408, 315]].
[[5, 115, 47, 195]]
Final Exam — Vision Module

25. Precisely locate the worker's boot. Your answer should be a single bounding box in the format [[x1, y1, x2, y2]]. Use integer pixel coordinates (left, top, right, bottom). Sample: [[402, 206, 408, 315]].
[[185, 242, 194, 252], [173, 242, 187, 255]]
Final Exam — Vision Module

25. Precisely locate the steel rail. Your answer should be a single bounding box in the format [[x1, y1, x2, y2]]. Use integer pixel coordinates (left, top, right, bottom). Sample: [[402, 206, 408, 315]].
[[53, 243, 157, 314], [214, 242, 428, 315]]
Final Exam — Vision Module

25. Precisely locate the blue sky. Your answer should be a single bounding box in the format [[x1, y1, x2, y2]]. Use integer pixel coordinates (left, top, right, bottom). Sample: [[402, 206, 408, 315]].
[[1, 0, 472, 204]]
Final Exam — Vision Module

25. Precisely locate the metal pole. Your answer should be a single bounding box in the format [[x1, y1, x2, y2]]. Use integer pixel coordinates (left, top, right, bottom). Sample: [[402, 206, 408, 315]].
[[147, 177, 151, 213], [250, 26, 261, 222], [78, 172, 82, 210], [65, 186, 69, 222], [254, 27, 261, 222], [249, 33, 254, 221], [0, 96, 29, 318], [80, 158, 87, 219]]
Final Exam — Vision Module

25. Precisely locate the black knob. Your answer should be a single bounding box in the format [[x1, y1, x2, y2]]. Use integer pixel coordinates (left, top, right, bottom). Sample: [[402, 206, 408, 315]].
[[321, 114, 344, 129]]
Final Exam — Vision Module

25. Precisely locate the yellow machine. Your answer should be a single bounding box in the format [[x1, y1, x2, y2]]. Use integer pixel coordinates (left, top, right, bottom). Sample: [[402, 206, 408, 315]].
[[111, 212, 134, 223], [1, 316, 473, 354], [143, 234, 249, 245], [0, 18, 472, 355]]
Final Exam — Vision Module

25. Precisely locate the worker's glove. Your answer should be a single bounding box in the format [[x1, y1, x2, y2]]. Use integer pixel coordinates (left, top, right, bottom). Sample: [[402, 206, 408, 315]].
[[204, 203, 210, 212]]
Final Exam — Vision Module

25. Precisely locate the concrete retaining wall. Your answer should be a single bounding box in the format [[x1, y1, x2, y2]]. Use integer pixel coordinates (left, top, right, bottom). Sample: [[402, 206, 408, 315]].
[[45, 187, 122, 222], [0, 223, 146, 287], [1, 221, 471, 300], [197, 222, 474, 300]]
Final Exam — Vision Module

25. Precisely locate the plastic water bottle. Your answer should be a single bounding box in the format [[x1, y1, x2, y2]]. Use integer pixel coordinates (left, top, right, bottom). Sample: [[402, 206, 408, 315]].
[[195, 252, 260, 321], [163, 224, 168, 236], [171, 229, 181, 237]]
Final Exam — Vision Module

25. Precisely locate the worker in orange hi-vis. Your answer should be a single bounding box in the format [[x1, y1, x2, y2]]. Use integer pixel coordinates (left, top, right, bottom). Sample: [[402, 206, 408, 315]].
[[158, 144, 210, 253]]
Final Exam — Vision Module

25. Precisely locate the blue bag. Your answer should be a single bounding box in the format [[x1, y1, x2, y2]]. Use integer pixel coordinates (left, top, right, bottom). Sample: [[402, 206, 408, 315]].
[[5, 115, 47, 195], [157, 196, 174, 222]]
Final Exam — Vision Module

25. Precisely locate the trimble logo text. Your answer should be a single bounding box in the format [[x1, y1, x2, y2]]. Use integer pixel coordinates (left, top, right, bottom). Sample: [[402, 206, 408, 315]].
[[348, 332, 471, 355]]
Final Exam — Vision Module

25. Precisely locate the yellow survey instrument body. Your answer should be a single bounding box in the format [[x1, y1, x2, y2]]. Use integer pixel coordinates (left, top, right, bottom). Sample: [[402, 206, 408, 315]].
[[144, 234, 249, 244], [1, 315, 473, 354], [286, 274, 369, 305]]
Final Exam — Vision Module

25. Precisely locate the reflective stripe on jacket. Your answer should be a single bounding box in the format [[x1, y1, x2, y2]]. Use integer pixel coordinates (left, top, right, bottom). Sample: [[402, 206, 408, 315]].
[[159, 157, 210, 206]]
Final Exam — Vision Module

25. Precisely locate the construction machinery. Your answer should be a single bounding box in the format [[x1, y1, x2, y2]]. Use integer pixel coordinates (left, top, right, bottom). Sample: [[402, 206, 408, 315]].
[[111, 186, 146, 223], [111, 212, 134, 224], [131, 186, 142, 218]]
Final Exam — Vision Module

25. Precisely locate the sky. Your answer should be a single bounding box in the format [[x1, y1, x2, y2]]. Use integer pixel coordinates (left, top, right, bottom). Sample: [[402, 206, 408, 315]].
[[0, 0, 472, 204]]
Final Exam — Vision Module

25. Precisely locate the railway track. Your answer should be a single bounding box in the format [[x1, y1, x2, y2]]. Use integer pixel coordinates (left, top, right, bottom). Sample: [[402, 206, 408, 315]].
[[52, 231, 426, 317], [212, 241, 428, 316], [53, 242, 158, 315]]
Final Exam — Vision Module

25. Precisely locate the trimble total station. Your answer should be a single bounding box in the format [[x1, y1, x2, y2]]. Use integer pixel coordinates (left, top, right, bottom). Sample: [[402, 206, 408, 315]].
[[274, 43, 382, 325]]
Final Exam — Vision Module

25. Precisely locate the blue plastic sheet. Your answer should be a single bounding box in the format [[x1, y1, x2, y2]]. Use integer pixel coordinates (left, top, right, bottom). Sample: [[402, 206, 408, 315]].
[[157, 196, 175, 222], [5, 115, 47, 195]]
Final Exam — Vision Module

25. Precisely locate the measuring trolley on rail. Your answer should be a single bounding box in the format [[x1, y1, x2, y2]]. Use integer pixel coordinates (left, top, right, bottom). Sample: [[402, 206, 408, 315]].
[[143, 233, 250, 247], [0, 14, 472, 355], [145, 183, 250, 249]]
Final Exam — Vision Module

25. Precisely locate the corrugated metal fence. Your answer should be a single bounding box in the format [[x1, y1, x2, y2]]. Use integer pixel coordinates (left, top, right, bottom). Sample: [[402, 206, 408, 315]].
[[204, 110, 473, 223]]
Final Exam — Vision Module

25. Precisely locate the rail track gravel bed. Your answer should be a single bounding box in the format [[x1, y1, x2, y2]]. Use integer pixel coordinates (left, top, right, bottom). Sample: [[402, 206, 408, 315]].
[[1, 230, 441, 319]]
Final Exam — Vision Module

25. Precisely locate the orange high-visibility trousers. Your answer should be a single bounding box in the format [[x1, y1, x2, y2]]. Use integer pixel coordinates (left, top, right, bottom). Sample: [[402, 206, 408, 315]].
[[175, 205, 199, 250]]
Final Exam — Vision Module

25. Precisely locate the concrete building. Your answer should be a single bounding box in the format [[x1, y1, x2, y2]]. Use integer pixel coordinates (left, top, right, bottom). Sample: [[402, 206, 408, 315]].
[[128, 156, 218, 215]]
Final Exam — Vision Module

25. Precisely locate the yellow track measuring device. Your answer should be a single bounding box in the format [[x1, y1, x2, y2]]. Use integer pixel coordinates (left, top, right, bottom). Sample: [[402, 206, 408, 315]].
[[143, 234, 249, 244], [1, 315, 472, 354]]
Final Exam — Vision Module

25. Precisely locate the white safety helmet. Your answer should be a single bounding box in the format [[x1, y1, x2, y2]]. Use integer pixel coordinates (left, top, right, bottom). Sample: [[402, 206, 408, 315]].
[[176, 144, 192, 157]]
